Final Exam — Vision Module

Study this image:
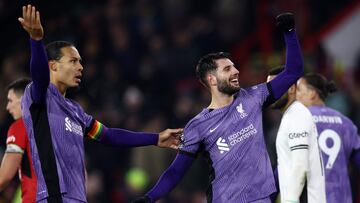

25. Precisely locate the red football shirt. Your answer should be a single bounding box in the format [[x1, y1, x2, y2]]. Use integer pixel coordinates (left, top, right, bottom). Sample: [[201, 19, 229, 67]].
[[7, 118, 37, 203]]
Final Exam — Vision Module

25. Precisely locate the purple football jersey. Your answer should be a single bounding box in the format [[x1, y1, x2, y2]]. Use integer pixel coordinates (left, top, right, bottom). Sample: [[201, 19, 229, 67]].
[[22, 83, 92, 202], [179, 83, 276, 203], [309, 105, 360, 203]]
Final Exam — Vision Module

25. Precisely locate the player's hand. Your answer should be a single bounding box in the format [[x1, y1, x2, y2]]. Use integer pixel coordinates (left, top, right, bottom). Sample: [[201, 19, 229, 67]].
[[18, 5, 44, 40], [157, 128, 183, 149], [276, 12, 295, 32], [131, 196, 151, 203]]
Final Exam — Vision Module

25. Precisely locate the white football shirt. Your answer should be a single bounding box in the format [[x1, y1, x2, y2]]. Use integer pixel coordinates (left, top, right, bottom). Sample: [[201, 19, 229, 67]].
[[276, 101, 326, 203]]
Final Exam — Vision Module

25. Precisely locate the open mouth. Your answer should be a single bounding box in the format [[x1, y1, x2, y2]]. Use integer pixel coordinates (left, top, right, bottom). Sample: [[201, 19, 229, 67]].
[[230, 78, 239, 85], [75, 75, 82, 83]]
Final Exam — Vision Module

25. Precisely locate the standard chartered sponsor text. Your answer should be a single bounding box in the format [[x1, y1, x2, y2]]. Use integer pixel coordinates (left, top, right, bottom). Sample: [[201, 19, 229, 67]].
[[228, 124, 257, 146]]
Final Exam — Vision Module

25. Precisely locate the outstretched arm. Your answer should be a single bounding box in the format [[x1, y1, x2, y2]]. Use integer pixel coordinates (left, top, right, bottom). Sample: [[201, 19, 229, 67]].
[[18, 5, 49, 103], [132, 152, 195, 203], [268, 13, 303, 101], [86, 120, 182, 149]]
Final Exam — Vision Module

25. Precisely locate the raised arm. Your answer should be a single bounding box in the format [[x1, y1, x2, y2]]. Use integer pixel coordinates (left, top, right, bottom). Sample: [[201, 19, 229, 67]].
[[18, 5, 49, 103], [268, 13, 303, 101], [132, 152, 195, 203]]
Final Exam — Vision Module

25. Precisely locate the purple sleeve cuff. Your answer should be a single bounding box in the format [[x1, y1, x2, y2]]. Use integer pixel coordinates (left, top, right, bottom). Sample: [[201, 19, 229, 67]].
[[30, 38, 50, 103], [101, 128, 159, 147], [268, 30, 303, 100], [146, 152, 195, 202]]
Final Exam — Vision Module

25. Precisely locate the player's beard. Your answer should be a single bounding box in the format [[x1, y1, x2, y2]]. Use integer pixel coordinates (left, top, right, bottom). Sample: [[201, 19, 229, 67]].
[[271, 93, 289, 109], [217, 78, 240, 95]]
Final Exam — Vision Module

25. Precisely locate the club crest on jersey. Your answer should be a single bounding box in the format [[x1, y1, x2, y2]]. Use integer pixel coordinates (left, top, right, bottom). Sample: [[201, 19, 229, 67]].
[[65, 117, 83, 136], [216, 137, 230, 154], [236, 103, 248, 118], [6, 135, 16, 144]]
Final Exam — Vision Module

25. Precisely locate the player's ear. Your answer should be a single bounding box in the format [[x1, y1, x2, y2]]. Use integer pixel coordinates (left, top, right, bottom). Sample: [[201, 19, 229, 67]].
[[309, 88, 317, 100], [208, 73, 217, 86], [49, 60, 57, 72], [288, 84, 296, 94], [266, 75, 272, 83]]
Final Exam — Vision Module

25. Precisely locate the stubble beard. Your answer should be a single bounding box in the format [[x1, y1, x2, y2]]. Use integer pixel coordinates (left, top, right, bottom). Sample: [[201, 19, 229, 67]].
[[217, 79, 240, 95]]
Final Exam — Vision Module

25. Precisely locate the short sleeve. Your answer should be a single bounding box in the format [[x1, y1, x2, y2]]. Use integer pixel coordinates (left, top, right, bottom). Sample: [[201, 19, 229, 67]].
[[6, 120, 27, 153], [243, 83, 270, 105], [179, 123, 202, 155]]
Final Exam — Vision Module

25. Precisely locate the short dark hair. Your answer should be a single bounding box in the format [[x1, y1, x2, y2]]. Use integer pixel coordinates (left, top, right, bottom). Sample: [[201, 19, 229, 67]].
[[302, 73, 337, 101], [195, 52, 231, 87], [46, 41, 75, 61], [6, 78, 31, 97], [268, 65, 285, 76]]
